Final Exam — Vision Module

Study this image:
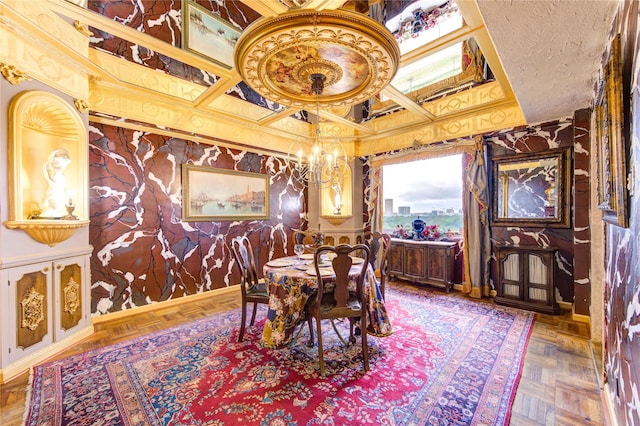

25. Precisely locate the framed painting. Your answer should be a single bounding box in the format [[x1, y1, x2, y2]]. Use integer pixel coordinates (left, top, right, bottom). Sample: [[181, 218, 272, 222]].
[[182, 164, 269, 221], [594, 34, 628, 228], [182, 0, 240, 69]]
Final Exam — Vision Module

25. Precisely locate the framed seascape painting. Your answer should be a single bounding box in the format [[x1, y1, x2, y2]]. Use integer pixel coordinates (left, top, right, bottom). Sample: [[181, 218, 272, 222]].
[[182, 165, 269, 221], [182, 0, 240, 69], [594, 34, 628, 228]]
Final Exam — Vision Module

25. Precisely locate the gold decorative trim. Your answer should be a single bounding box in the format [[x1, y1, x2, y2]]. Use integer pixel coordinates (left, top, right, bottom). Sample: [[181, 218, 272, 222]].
[[74, 98, 91, 113], [63, 277, 80, 315], [324, 215, 350, 226], [73, 20, 93, 37], [4, 220, 90, 247], [0, 63, 31, 85], [235, 9, 400, 109], [21, 288, 45, 331]]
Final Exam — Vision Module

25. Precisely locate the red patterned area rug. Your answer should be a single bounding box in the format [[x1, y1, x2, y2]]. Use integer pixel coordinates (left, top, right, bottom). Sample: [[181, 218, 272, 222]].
[[24, 285, 534, 425]]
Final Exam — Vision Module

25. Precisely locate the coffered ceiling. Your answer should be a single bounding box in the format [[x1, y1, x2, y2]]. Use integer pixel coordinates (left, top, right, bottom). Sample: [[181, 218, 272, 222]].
[[6, 0, 618, 158]]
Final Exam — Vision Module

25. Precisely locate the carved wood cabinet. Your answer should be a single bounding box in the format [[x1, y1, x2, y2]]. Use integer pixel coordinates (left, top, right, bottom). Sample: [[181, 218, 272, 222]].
[[388, 239, 456, 292], [494, 245, 560, 314], [1, 251, 92, 379]]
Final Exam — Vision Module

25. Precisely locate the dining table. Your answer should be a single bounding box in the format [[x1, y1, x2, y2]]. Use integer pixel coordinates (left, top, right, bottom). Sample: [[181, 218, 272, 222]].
[[261, 254, 393, 349]]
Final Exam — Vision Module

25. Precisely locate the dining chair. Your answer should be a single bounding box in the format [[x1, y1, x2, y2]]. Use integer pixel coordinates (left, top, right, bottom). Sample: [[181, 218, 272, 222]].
[[229, 235, 270, 342], [369, 232, 391, 300], [306, 243, 370, 377]]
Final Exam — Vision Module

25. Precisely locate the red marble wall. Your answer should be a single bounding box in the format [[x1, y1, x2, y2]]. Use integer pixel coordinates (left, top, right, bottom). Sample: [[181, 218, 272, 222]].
[[88, 123, 304, 313], [486, 119, 576, 305], [603, 2, 640, 423]]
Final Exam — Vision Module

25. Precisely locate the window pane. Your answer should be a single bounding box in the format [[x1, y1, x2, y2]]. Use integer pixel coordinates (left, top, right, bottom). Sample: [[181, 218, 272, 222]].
[[383, 155, 463, 236]]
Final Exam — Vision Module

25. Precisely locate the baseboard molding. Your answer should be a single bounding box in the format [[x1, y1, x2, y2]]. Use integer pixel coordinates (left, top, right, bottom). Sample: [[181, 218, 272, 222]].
[[558, 300, 572, 312], [92, 285, 239, 324], [602, 383, 620, 426], [0, 325, 94, 384], [572, 311, 591, 324]]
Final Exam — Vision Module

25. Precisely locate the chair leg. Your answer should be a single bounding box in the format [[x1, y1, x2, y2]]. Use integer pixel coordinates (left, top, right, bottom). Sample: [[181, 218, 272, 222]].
[[238, 302, 247, 342], [361, 313, 369, 372], [316, 317, 325, 377], [249, 302, 258, 326], [307, 314, 314, 347]]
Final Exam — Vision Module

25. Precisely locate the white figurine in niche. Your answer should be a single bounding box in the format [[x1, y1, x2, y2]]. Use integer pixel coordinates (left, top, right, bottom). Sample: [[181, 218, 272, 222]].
[[332, 181, 342, 215], [41, 148, 71, 218]]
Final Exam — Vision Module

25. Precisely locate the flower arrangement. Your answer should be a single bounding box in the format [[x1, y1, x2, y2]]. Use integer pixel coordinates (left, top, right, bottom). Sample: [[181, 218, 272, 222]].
[[392, 224, 442, 241]]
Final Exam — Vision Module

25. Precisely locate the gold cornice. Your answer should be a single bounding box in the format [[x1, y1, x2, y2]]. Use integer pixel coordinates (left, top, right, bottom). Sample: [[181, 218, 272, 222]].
[[89, 50, 207, 102], [0, 2, 89, 98], [356, 102, 525, 156], [89, 114, 293, 159], [238, 0, 288, 18], [194, 73, 243, 108], [456, 0, 517, 102], [46, 0, 234, 79], [0, 63, 31, 84], [72, 20, 92, 37], [399, 24, 483, 68], [381, 85, 436, 121], [89, 83, 299, 153]]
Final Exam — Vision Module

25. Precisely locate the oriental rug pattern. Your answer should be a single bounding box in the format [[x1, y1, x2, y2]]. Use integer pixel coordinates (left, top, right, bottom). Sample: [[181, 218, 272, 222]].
[[24, 286, 534, 425]]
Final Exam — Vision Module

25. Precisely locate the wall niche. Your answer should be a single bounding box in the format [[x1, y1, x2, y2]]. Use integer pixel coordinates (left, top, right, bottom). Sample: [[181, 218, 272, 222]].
[[4, 91, 89, 246]]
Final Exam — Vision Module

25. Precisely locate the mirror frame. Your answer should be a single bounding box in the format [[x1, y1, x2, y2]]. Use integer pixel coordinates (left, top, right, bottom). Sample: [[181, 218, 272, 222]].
[[490, 148, 571, 228]]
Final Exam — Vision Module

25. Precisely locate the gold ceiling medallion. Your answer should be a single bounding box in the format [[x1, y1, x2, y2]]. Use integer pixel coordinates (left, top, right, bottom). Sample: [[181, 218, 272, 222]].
[[234, 9, 400, 110]]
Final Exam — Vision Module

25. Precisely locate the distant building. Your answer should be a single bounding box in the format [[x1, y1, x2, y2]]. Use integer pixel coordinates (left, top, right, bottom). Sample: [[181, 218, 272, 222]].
[[398, 206, 410, 215], [384, 198, 393, 215]]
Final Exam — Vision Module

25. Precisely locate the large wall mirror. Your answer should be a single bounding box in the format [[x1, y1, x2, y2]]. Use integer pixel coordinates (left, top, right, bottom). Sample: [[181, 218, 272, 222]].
[[490, 148, 571, 228]]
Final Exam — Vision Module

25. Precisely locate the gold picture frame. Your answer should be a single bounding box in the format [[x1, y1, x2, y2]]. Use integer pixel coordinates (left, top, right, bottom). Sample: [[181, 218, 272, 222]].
[[594, 34, 628, 228], [181, 165, 269, 222], [490, 148, 572, 228], [182, 1, 240, 70]]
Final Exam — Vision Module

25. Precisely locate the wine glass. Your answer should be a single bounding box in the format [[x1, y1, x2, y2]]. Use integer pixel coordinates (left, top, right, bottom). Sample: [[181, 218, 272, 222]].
[[294, 244, 305, 260]]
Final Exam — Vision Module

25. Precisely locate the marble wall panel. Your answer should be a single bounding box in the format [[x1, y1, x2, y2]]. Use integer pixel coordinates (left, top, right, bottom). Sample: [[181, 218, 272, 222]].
[[486, 119, 575, 304], [604, 2, 640, 423], [88, 123, 303, 314], [572, 109, 591, 316]]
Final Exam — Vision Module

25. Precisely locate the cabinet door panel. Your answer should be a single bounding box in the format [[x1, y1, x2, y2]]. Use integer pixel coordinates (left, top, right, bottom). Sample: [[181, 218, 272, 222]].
[[4, 263, 54, 364], [58, 262, 82, 331], [15, 269, 49, 349], [427, 248, 445, 282], [388, 243, 404, 275], [405, 246, 426, 278]]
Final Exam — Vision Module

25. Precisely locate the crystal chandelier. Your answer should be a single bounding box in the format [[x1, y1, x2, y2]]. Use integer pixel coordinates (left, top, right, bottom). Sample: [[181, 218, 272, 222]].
[[287, 73, 349, 188]]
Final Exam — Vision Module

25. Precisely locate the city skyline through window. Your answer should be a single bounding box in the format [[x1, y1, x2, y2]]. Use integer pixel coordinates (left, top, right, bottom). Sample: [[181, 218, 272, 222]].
[[382, 155, 463, 234]]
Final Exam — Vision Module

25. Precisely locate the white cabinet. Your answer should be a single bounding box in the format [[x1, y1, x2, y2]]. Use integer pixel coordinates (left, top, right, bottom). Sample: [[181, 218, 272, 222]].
[[1, 251, 92, 379]]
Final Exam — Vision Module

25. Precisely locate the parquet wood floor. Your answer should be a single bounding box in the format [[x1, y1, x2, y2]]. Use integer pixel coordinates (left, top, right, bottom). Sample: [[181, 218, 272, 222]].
[[0, 281, 607, 425]]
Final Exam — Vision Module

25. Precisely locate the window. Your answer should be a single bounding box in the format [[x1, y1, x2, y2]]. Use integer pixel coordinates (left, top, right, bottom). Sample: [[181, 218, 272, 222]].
[[382, 155, 463, 239]]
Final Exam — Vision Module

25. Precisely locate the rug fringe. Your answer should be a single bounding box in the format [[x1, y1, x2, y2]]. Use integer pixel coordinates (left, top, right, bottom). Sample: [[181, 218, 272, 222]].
[[22, 366, 35, 425]]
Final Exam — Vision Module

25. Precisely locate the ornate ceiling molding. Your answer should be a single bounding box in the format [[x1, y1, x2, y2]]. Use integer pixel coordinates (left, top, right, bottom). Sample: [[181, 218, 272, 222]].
[[235, 8, 400, 109]]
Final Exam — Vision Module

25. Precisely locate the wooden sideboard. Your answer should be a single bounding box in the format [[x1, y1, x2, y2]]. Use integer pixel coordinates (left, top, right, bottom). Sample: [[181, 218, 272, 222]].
[[388, 239, 457, 292]]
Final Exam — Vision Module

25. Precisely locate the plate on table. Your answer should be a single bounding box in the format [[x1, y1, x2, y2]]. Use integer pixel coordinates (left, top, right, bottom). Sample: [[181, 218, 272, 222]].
[[305, 267, 334, 277], [350, 257, 365, 264], [266, 258, 298, 268], [299, 253, 314, 260]]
